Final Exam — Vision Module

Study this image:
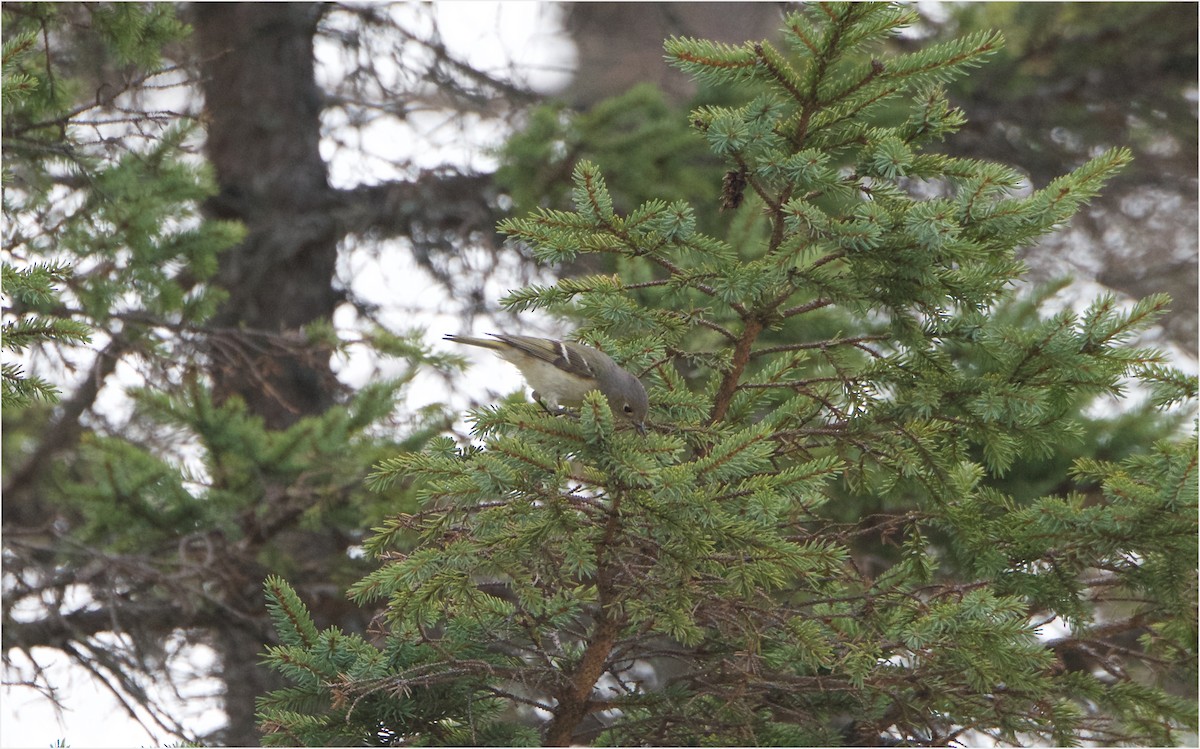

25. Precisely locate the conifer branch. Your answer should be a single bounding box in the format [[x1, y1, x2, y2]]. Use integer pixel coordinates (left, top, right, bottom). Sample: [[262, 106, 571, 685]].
[[752, 335, 887, 358], [545, 492, 628, 745], [753, 42, 807, 105], [781, 297, 834, 318], [693, 317, 740, 343], [709, 317, 765, 425]]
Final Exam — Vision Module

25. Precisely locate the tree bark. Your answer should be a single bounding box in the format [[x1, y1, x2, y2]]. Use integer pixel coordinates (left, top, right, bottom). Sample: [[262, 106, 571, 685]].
[[194, 2, 341, 431], [191, 5, 339, 743]]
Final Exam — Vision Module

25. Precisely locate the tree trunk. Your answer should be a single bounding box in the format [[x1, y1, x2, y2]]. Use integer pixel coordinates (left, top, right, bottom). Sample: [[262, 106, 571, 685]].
[[191, 4, 341, 743], [194, 2, 341, 432]]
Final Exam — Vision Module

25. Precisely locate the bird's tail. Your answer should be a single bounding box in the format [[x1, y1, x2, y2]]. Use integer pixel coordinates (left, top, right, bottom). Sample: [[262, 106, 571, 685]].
[[443, 333, 503, 350]]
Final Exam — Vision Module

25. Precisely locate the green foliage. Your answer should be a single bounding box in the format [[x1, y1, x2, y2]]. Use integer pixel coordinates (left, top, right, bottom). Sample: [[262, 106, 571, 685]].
[[262, 4, 1196, 746], [495, 84, 727, 228], [2, 31, 40, 108], [2, 262, 92, 406], [259, 576, 540, 747], [3, 7, 455, 744], [49, 378, 426, 561], [1, 29, 92, 406], [3, 3, 237, 411], [86, 3, 188, 69]]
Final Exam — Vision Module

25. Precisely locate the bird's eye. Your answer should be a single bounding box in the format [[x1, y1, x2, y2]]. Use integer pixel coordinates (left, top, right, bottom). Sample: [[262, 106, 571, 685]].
[[623, 404, 634, 414]]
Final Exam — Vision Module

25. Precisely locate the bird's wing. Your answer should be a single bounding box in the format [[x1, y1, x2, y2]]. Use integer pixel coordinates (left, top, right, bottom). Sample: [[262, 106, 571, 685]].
[[491, 335, 598, 379]]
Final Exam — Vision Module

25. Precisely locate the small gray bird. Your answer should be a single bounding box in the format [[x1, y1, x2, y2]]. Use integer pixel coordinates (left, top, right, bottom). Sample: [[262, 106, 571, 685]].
[[444, 333, 648, 434]]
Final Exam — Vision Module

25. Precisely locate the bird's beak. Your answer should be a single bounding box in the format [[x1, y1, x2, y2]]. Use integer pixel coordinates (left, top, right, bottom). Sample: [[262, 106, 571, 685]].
[[634, 421, 647, 436]]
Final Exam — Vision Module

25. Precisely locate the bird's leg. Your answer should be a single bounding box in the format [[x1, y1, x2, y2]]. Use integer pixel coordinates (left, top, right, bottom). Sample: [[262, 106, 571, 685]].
[[532, 391, 574, 419], [532, 391, 564, 416]]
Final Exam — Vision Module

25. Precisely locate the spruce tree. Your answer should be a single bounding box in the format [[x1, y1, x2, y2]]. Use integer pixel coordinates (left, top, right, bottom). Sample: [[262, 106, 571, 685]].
[[259, 5, 1197, 746]]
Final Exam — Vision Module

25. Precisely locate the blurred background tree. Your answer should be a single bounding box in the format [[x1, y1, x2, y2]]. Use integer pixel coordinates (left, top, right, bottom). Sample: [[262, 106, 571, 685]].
[[3, 2, 1195, 746]]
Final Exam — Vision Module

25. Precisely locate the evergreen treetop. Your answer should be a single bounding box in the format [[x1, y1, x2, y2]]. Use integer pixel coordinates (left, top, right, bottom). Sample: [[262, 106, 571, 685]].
[[260, 5, 1197, 746]]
